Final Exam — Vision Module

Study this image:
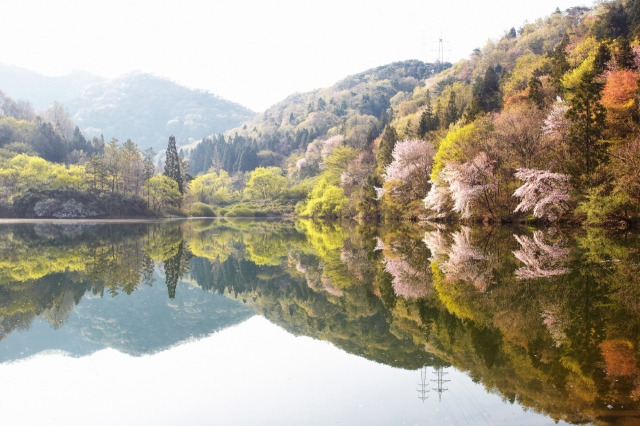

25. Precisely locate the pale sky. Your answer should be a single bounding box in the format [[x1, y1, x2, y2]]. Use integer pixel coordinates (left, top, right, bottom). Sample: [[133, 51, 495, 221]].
[[2, 0, 586, 111]]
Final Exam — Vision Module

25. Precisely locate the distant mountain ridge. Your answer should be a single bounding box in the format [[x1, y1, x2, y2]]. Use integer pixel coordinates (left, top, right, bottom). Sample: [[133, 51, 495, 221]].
[[0, 64, 255, 151]]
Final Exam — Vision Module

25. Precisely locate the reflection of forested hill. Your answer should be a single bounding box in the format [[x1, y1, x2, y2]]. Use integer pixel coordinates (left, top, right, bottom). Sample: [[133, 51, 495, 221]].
[[0, 275, 253, 362], [3, 220, 640, 424]]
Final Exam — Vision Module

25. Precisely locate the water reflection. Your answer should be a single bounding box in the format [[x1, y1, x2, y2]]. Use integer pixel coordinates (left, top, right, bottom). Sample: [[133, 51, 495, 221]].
[[0, 219, 639, 424]]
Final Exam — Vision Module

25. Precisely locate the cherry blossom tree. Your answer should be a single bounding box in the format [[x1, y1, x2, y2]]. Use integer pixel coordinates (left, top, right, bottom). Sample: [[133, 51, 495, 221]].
[[381, 139, 435, 204], [543, 98, 570, 137], [423, 178, 452, 218], [513, 168, 571, 221], [321, 135, 344, 158], [442, 153, 496, 219], [341, 152, 375, 192], [513, 230, 569, 279]]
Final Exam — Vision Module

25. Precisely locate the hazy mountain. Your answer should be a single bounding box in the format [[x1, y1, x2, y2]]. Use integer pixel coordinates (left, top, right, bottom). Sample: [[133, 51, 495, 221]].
[[0, 64, 255, 152], [0, 278, 254, 363], [0, 63, 105, 110]]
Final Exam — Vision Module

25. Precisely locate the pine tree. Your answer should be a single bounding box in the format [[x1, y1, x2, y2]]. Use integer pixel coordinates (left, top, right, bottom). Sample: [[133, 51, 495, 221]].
[[551, 34, 571, 93], [376, 125, 398, 170], [478, 67, 501, 112], [443, 92, 458, 128], [418, 111, 429, 138], [566, 74, 607, 187], [528, 72, 545, 108], [164, 135, 184, 194], [616, 38, 637, 70], [593, 43, 611, 75]]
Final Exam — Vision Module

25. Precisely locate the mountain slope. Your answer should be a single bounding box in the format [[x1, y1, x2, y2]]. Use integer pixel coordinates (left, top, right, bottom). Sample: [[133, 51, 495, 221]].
[[0, 65, 255, 152], [67, 73, 255, 152], [0, 63, 105, 110]]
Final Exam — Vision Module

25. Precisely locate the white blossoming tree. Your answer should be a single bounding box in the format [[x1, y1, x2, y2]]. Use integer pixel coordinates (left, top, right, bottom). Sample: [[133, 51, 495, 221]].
[[378, 139, 435, 205], [513, 168, 571, 221]]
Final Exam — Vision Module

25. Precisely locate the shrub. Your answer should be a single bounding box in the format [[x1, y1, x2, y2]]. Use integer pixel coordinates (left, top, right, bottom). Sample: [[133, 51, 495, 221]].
[[225, 206, 256, 217], [189, 202, 216, 217]]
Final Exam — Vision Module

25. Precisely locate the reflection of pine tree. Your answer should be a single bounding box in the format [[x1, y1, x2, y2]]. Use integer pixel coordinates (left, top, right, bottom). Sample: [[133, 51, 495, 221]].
[[164, 242, 191, 299], [141, 255, 156, 287]]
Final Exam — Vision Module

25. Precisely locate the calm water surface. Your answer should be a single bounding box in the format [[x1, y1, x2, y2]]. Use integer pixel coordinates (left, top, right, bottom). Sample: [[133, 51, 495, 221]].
[[0, 220, 639, 425]]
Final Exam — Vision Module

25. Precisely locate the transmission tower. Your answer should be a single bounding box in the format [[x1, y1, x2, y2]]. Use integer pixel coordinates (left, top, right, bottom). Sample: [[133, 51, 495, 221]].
[[417, 365, 430, 402], [432, 360, 450, 402], [432, 34, 451, 73]]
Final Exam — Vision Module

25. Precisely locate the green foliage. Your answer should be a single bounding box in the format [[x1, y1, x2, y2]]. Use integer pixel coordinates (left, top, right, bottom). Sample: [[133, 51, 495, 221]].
[[565, 73, 607, 185], [322, 146, 357, 185], [431, 123, 476, 181], [189, 202, 216, 217], [576, 186, 628, 225], [244, 167, 287, 199], [297, 178, 348, 218], [144, 175, 182, 214], [224, 206, 258, 217], [187, 169, 237, 206]]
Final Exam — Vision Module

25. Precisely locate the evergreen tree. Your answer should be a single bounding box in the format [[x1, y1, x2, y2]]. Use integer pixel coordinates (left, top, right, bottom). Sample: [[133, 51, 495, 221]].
[[478, 67, 501, 112], [551, 34, 571, 93], [566, 75, 607, 187], [593, 43, 612, 75], [443, 92, 458, 128], [164, 135, 184, 194], [376, 125, 398, 170], [616, 38, 637, 70], [527, 72, 545, 109], [418, 110, 429, 138], [508, 27, 517, 38]]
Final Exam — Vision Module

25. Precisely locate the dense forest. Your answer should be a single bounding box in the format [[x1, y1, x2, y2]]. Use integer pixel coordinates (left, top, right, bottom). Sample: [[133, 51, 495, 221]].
[[2, 0, 640, 226], [189, 0, 640, 226]]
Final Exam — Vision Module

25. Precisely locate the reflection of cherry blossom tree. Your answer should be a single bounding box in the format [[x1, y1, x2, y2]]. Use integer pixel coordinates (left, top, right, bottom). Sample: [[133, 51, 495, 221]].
[[378, 234, 432, 299], [441, 227, 493, 292], [424, 227, 493, 292], [542, 308, 568, 347], [513, 169, 571, 221], [513, 230, 569, 279], [422, 229, 449, 263], [382, 257, 431, 299]]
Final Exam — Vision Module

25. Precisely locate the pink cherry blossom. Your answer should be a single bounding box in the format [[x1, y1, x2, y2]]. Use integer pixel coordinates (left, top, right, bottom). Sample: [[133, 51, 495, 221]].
[[513, 168, 571, 221]]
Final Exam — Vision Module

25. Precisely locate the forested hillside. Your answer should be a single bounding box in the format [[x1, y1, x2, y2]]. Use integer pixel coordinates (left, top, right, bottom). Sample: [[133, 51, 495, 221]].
[[0, 66, 254, 152], [186, 1, 640, 226], [3, 0, 640, 225]]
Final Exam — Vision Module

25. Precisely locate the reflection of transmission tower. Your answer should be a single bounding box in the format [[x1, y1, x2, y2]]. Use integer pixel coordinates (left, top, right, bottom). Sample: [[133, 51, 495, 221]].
[[417, 365, 430, 402], [432, 360, 450, 402]]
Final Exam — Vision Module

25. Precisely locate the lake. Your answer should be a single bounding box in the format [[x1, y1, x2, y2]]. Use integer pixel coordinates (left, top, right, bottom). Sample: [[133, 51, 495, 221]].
[[0, 219, 638, 425]]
